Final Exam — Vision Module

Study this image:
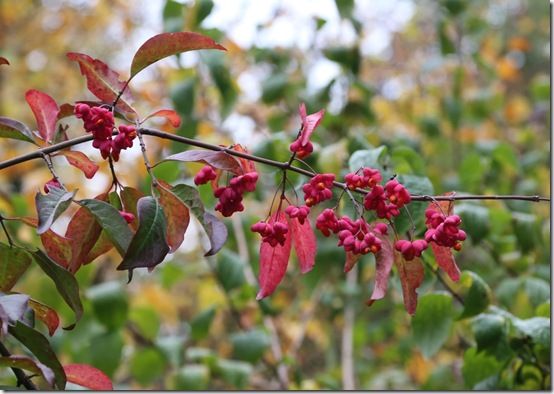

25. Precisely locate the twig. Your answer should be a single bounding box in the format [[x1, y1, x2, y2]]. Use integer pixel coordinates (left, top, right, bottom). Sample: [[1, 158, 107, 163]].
[[341, 265, 357, 390], [0, 215, 13, 246], [0, 128, 549, 204], [0, 340, 37, 390], [136, 129, 157, 186]]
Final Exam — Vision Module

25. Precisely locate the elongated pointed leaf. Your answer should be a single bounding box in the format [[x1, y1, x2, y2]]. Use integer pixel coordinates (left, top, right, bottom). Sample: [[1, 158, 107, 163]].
[[343, 251, 361, 273], [160, 150, 242, 174], [130, 31, 226, 78], [8, 321, 66, 389], [143, 109, 181, 128], [156, 182, 190, 253], [66, 52, 135, 115], [64, 364, 113, 390], [35, 186, 75, 235], [170, 183, 227, 255], [77, 199, 133, 256], [65, 195, 105, 273], [117, 197, 170, 273], [82, 232, 114, 265], [30, 249, 82, 328], [394, 253, 425, 315], [25, 89, 59, 143], [288, 217, 316, 274], [0, 117, 36, 144], [0, 243, 32, 291], [412, 292, 454, 357], [40, 229, 72, 268], [55, 151, 98, 179], [120, 187, 144, 231], [28, 299, 60, 336], [367, 233, 394, 306], [0, 356, 55, 388], [256, 211, 292, 300]]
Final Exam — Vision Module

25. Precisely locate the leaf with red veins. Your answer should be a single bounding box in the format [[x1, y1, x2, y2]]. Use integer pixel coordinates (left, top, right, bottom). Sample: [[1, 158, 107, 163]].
[[367, 233, 394, 306], [143, 109, 182, 128], [256, 211, 292, 300], [298, 102, 325, 146], [394, 252, 425, 315], [288, 216, 317, 274], [28, 299, 60, 336], [55, 150, 99, 179], [161, 150, 243, 174], [426, 194, 461, 282], [0, 57, 9, 65], [130, 31, 226, 79], [64, 364, 113, 390], [66, 52, 135, 115], [156, 181, 191, 253], [25, 89, 60, 143], [343, 251, 361, 273]]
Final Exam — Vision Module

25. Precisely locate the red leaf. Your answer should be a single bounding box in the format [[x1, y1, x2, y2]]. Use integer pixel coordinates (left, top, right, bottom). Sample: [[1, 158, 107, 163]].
[[28, 299, 60, 336], [394, 253, 425, 315], [130, 32, 226, 78], [82, 232, 114, 264], [162, 150, 243, 174], [25, 89, 60, 142], [55, 150, 99, 179], [143, 109, 181, 128], [66, 52, 135, 115], [288, 216, 317, 273], [426, 196, 461, 282], [65, 194, 105, 273], [256, 211, 292, 300], [40, 230, 72, 268], [298, 103, 325, 145], [57, 103, 75, 120], [156, 181, 191, 253], [64, 364, 113, 390], [343, 251, 361, 273], [0, 57, 9, 65], [367, 233, 394, 306]]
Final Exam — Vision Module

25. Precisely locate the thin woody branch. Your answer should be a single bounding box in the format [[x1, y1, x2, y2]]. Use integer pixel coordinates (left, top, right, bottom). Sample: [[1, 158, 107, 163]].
[[0, 127, 550, 203]]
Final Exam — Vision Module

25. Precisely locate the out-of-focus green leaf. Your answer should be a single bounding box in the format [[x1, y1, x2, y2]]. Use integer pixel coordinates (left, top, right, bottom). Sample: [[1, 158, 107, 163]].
[[163, 0, 183, 32], [472, 313, 506, 351], [173, 364, 210, 390], [215, 359, 252, 389], [458, 271, 491, 319], [216, 250, 246, 291], [462, 347, 501, 389], [89, 331, 123, 378], [190, 307, 216, 341], [130, 348, 168, 386], [412, 292, 454, 358], [512, 212, 541, 253], [204, 52, 236, 117], [261, 74, 288, 104], [87, 281, 128, 330], [230, 329, 270, 363], [348, 146, 388, 173]]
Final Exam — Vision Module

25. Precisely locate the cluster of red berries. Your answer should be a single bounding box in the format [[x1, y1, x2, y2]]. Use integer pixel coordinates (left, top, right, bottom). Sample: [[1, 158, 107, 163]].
[[303, 174, 336, 207], [363, 178, 411, 219], [316, 208, 388, 256], [424, 208, 466, 250], [394, 239, 428, 261], [285, 205, 310, 224], [345, 167, 382, 190], [195, 165, 258, 217], [251, 220, 288, 247], [74, 103, 136, 161]]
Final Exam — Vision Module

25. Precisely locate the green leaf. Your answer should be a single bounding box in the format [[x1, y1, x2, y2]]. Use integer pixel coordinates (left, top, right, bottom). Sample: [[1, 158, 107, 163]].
[[459, 152, 487, 193], [512, 317, 550, 348], [78, 199, 133, 256], [348, 146, 388, 173], [162, 0, 184, 32], [230, 329, 270, 363], [458, 271, 492, 319], [89, 331, 123, 378], [216, 250, 246, 291], [204, 51, 237, 117], [461, 348, 500, 389], [472, 313, 506, 352], [87, 281, 128, 329], [129, 348, 168, 386], [455, 203, 490, 243], [117, 196, 170, 274], [9, 321, 66, 389], [215, 359, 252, 389], [173, 364, 210, 390], [438, 20, 455, 55], [195, 0, 214, 25], [190, 307, 216, 341], [171, 77, 196, 119], [0, 356, 55, 388], [0, 117, 37, 144], [0, 243, 32, 291], [130, 32, 226, 79], [130, 307, 160, 340], [512, 212, 541, 253], [261, 74, 288, 104], [412, 292, 454, 358], [335, 0, 354, 19], [35, 187, 75, 235], [394, 175, 434, 235], [30, 249, 83, 328], [323, 46, 360, 75]]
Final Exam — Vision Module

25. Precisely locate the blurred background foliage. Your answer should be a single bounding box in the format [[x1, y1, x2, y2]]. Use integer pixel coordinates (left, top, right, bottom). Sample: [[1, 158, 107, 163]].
[[0, 0, 550, 390]]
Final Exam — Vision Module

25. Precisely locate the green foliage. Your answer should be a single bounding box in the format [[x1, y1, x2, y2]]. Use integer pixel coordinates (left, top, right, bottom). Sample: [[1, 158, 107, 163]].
[[412, 292, 454, 358]]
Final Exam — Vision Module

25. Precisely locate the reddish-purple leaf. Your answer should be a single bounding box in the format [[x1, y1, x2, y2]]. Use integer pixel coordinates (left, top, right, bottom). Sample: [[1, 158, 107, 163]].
[[57, 103, 75, 120], [130, 32, 226, 78], [161, 150, 242, 174], [344, 251, 361, 273], [143, 109, 181, 128], [28, 299, 60, 336], [367, 234, 394, 306], [0, 356, 55, 388], [66, 52, 135, 115], [426, 197, 461, 282], [55, 150, 99, 179], [394, 252, 425, 315], [256, 211, 292, 300], [25, 89, 60, 143], [156, 181, 190, 253], [64, 364, 113, 390], [0, 116, 37, 144], [0, 57, 9, 65], [298, 103, 325, 145], [288, 216, 316, 273], [203, 212, 227, 256], [82, 232, 114, 265]]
